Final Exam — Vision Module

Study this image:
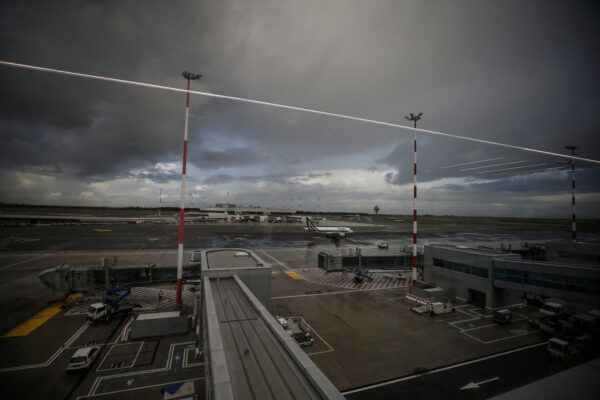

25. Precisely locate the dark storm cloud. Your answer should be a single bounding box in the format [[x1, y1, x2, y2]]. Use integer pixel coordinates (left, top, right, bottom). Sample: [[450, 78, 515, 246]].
[[203, 174, 235, 185], [203, 172, 290, 185], [191, 147, 263, 169], [1, 1, 599, 215], [130, 166, 180, 184]]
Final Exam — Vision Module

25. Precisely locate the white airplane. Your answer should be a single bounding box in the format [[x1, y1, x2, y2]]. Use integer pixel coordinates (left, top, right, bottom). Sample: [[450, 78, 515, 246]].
[[304, 217, 353, 238]]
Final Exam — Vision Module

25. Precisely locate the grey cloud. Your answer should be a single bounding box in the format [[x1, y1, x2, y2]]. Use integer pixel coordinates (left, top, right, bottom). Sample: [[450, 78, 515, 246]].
[[203, 174, 235, 185], [130, 167, 180, 184], [190, 147, 264, 170], [0, 1, 599, 217]]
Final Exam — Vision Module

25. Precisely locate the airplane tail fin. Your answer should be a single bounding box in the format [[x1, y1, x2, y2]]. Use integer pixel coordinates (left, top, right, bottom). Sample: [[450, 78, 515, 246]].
[[306, 217, 318, 232]]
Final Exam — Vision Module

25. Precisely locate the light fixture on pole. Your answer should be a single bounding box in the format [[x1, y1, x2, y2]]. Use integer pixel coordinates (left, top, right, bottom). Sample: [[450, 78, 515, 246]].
[[176, 70, 201, 308], [404, 112, 422, 286]]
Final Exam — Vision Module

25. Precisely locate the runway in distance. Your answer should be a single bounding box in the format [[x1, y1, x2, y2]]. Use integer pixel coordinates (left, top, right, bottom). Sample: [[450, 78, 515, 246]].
[[304, 217, 353, 238]]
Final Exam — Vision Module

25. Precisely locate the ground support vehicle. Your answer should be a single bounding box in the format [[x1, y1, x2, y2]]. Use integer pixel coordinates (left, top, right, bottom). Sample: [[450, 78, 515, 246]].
[[412, 301, 454, 316], [87, 282, 139, 322], [493, 309, 513, 324]]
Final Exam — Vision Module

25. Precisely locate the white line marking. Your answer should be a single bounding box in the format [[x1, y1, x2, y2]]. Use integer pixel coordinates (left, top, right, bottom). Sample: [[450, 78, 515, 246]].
[[131, 341, 143, 368], [460, 376, 499, 390], [75, 377, 205, 399], [306, 349, 335, 356], [0, 253, 48, 269], [88, 342, 196, 395], [0, 321, 90, 373], [341, 342, 546, 395], [467, 329, 539, 344], [291, 316, 334, 354], [258, 250, 292, 271], [96, 343, 116, 372]]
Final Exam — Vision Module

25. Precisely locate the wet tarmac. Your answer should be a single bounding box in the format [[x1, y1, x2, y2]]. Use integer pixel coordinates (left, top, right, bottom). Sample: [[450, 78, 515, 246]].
[[1, 218, 597, 252]]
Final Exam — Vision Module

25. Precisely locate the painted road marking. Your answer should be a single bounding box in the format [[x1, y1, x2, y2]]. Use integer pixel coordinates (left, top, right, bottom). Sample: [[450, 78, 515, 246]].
[[1, 306, 62, 337], [148, 237, 159, 241], [284, 271, 302, 280], [342, 342, 546, 395], [94, 229, 112, 232], [258, 250, 292, 271], [88, 342, 200, 395], [234, 237, 245, 241], [0, 253, 48, 269], [183, 347, 203, 367], [65, 287, 195, 316], [1, 293, 82, 337], [75, 378, 205, 399], [97, 342, 144, 372], [0, 321, 90, 372], [295, 268, 408, 290], [294, 317, 334, 356], [460, 377, 499, 390]]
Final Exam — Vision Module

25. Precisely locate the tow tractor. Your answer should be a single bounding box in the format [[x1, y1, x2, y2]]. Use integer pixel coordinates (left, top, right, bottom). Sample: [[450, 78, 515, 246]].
[[87, 282, 140, 322]]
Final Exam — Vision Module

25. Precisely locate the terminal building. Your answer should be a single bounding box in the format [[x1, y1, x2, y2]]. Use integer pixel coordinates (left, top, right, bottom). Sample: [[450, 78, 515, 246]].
[[424, 244, 600, 309], [199, 249, 344, 400], [188, 204, 299, 222]]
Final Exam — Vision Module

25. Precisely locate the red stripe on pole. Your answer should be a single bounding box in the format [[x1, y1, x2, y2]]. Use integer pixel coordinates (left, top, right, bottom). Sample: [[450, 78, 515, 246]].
[[413, 210, 417, 220], [414, 163, 417, 175], [176, 278, 182, 305], [412, 256, 417, 266], [572, 214, 576, 222], [186, 78, 190, 107], [182, 140, 188, 174], [414, 186, 417, 198], [413, 233, 417, 243], [179, 209, 185, 243]]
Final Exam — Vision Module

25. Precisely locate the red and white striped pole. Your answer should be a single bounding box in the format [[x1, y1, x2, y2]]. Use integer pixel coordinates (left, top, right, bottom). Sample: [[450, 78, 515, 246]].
[[566, 146, 578, 243], [405, 113, 422, 286], [177, 71, 201, 308]]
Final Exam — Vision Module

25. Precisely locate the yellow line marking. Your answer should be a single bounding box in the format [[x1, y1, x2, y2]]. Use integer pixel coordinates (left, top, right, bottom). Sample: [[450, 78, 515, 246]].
[[2, 307, 62, 337], [1, 293, 83, 338], [148, 237, 159, 241], [24, 238, 40, 242], [94, 228, 112, 232], [234, 237, 245, 241], [464, 232, 494, 237], [312, 236, 321, 239], [284, 271, 302, 280]]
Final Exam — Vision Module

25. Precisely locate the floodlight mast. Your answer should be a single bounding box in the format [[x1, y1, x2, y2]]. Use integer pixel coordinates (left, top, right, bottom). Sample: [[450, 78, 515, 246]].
[[176, 71, 202, 308], [405, 112, 422, 286], [565, 146, 578, 242]]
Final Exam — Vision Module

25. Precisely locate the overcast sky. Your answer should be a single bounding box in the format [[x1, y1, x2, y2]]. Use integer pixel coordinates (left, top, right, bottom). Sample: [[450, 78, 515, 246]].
[[1, 1, 599, 217]]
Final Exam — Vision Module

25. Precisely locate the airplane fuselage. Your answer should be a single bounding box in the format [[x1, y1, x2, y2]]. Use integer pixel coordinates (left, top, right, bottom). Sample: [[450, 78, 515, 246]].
[[305, 218, 353, 237]]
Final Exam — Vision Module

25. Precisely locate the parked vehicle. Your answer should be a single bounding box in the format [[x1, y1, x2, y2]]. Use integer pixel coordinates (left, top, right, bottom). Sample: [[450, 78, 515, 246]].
[[377, 241, 389, 249], [412, 301, 454, 316], [67, 346, 101, 371], [540, 301, 565, 317], [493, 309, 513, 324], [548, 335, 593, 361], [87, 282, 139, 322]]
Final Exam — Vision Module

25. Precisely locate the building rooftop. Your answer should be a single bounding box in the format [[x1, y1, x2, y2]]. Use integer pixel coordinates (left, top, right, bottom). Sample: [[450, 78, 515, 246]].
[[204, 276, 343, 400], [205, 249, 266, 269]]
